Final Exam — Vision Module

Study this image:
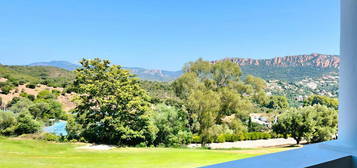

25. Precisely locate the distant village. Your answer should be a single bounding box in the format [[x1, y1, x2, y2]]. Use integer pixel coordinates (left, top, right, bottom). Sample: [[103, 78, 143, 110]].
[[266, 72, 339, 107]]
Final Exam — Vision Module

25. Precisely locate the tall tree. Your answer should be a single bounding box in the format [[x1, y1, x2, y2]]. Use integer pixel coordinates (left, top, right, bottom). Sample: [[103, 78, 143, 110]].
[[72, 58, 154, 145], [187, 89, 220, 146], [174, 58, 267, 146]]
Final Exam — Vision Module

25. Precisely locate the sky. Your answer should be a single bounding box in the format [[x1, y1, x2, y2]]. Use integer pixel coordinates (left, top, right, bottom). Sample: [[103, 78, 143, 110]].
[[0, 0, 340, 71]]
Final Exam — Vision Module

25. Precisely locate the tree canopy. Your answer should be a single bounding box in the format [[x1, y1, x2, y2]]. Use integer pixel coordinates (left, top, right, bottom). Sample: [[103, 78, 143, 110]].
[[70, 58, 154, 146], [173, 59, 267, 145]]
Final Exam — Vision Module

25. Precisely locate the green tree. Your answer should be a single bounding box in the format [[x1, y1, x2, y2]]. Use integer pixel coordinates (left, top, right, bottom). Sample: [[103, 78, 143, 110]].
[[272, 107, 315, 144], [0, 111, 17, 136], [187, 89, 220, 146], [211, 60, 242, 87], [150, 104, 192, 146], [244, 75, 266, 92], [217, 87, 252, 123], [266, 96, 289, 109], [29, 99, 64, 121], [66, 114, 83, 140], [72, 58, 154, 146], [305, 105, 338, 143], [304, 95, 338, 110], [9, 98, 32, 114], [15, 112, 41, 135], [173, 59, 265, 145]]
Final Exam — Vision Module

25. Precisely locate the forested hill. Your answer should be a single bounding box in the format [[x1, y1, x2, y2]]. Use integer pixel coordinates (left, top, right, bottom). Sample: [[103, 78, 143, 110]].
[[26, 53, 339, 82]]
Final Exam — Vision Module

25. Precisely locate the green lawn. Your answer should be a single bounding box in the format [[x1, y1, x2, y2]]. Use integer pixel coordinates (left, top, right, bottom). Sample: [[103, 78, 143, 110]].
[[0, 137, 294, 168]]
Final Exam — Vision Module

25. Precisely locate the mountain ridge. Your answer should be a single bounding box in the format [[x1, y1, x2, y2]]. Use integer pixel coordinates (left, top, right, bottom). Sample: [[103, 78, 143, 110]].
[[27, 53, 340, 82], [217, 53, 340, 68]]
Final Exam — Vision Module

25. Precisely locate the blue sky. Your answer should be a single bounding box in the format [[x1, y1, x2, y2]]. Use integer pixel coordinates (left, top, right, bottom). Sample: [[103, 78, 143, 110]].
[[0, 0, 340, 70]]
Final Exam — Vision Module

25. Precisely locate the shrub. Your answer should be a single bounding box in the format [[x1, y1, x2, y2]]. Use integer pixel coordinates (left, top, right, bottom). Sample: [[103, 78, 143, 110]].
[[223, 134, 234, 142], [37, 90, 57, 100], [192, 135, 201, 144], [1, 85, 13, 94], [15, 112, 41, 135], [51, 90, 61, 97], [26, 83, 37, 89], [39, 133, 60, 141], [9, 98, 32, 114], [7, 97, 21, 108], [18, 80, 26, 85], [0, 111, 17, 136], [215, 134, 226, 143], [69, 139, 78, 143], [27, 95, 36, 101]]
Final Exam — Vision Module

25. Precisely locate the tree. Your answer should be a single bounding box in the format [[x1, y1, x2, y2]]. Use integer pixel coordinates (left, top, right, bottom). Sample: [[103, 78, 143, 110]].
[[15, 112, 41, 135], [306, 105, 338, 143], [244, 75, 266, 92], [150, 104, 192, 146], [0, 111, 17, 136], [304, 95, 338, 110], [187, 89, 220, 146], [72, 58, 154, 146], [211, 60, 242, 87], [173, 58, 264, 146], [272, 108, 315, 144], [9, 98, 32, 114], [29, 99, 64, 121], [266, 96, 289, 109], [217, 87, 252, 123]]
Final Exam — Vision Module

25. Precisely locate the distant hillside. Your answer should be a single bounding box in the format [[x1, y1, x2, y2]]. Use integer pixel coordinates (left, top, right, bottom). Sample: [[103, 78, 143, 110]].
[[28, 61, 182, 82], [0, 65, 74, 87], [126, 67, 182, 82], [29, 61, 80, 71]]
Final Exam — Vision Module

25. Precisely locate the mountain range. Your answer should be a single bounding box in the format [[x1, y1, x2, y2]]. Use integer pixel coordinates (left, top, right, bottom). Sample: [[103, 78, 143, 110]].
[[27, 53, 340, 82]]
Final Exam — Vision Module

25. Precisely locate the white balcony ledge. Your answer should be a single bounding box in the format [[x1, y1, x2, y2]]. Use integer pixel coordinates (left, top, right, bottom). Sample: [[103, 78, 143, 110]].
[[203, 141, 355, 168]]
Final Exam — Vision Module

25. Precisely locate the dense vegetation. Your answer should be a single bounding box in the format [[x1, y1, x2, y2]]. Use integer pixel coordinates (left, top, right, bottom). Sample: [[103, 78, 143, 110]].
[[0, 58, 339, 147], [0, 65, 74, 94], [240, 65, 338, 82], [0, 90, 65, 136]]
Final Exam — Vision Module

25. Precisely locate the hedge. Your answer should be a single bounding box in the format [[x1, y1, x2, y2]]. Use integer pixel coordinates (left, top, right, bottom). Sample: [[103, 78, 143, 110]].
[[191, 132, 285, 144]]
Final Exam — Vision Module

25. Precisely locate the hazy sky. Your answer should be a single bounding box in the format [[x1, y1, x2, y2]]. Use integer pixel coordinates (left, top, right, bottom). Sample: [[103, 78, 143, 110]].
[[0, 0, 340, 70]]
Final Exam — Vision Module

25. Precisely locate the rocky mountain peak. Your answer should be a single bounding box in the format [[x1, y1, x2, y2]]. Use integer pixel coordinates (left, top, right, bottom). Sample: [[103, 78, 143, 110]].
[[219, 53, 340, 68]]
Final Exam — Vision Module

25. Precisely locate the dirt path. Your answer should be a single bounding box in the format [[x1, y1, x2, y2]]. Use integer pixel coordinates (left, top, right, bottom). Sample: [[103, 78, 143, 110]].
[[188, 138, 302, 149]]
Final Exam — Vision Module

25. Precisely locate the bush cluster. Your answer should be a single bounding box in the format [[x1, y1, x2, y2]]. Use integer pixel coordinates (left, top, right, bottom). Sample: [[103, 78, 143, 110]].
[[191, 132, 284, 144]]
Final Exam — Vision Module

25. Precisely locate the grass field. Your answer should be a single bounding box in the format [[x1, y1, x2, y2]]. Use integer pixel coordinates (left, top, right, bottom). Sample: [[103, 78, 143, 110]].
[[0, 137, 295, 168]]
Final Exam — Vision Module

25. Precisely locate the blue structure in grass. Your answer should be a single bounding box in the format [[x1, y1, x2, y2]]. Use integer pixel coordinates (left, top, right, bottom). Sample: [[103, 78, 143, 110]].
[[43, 121, 68, 136]]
